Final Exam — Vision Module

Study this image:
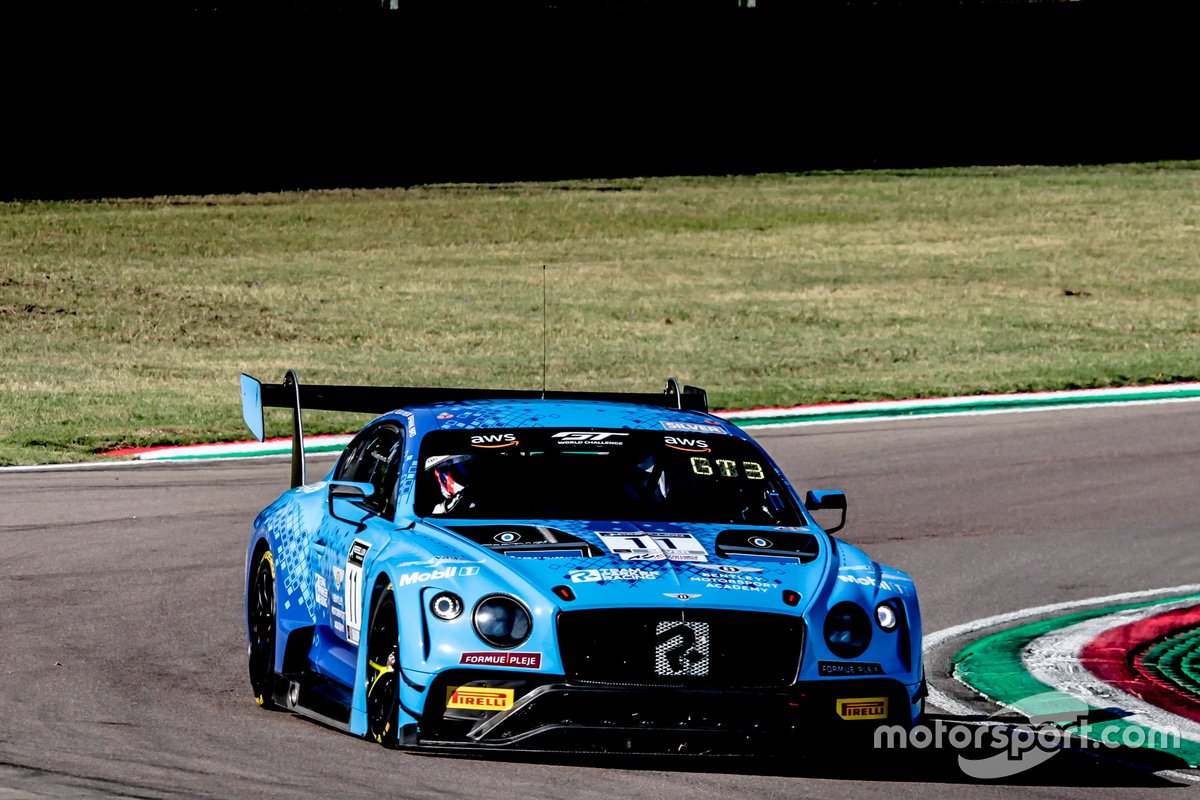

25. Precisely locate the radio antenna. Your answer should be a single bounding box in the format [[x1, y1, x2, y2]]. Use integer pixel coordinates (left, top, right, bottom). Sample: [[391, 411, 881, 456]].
[[541, 264, 547, 399]]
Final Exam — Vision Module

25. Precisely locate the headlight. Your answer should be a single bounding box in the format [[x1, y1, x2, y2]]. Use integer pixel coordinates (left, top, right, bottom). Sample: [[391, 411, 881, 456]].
[[430, 591, 463, 621], [824, 601, 872, 658], [875, 602, 898, 631], [472, 594, 532, 649]]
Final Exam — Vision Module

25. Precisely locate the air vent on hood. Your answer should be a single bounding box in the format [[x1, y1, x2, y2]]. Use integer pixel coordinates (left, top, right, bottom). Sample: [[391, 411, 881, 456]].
[[443, 525, 603, 558], [715, 529, 820, 564]]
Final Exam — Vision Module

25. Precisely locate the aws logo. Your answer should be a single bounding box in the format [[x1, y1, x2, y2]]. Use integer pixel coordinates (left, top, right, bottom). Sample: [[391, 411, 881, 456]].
[[470, 433, 518, 448], [664, 436, 710, 453]]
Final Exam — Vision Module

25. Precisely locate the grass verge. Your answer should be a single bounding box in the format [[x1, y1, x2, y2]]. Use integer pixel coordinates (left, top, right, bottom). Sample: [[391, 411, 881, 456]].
[[2, 163, 1198, 465]]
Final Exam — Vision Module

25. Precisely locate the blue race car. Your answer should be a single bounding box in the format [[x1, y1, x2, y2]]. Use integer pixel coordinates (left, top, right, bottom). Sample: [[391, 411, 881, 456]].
[[240, 371, 924, 753]]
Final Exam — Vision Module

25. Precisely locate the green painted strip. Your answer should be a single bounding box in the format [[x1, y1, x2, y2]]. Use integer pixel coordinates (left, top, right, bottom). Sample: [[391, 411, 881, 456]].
[[1143, 627, 1200, 699], [1187, 640, 1200, 688], [953, 595, 1200, 767], [734, 388, 1200, 427]]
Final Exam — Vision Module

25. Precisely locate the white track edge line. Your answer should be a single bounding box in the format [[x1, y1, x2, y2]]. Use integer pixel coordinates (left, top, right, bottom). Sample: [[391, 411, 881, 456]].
[[923, 584, 1200, 653], [737, 395, 1200, 430], [719, 383, 1200, 419]]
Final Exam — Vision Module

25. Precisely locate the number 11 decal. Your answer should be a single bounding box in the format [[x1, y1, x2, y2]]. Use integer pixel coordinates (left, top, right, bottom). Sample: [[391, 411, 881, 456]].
[[596, 532, 708, 562], [345, 539, 371, 645]]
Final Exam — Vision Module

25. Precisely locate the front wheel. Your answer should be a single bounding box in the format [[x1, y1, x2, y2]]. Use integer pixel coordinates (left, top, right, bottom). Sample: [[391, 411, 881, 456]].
[[365, 583, 400, 747], [248, 548, 278, 708]]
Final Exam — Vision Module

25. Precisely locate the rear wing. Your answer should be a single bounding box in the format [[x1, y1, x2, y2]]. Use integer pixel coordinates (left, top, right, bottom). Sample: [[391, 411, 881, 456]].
[[240, 370, 708, 488]]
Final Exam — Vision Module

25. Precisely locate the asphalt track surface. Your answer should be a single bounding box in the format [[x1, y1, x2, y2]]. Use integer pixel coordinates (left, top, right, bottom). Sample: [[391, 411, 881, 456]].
[[3, 402, 1198, 798]]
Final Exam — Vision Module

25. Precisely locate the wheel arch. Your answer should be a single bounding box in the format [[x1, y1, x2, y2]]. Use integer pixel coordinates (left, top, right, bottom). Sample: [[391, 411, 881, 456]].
[[352, 569, 424, 742], [369, 571, 394, 617]]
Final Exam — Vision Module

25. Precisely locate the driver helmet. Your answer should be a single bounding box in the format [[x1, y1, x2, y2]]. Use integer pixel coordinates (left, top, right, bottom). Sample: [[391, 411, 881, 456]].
[[626, 453, 669, 501], [425, 454, 474, 512]]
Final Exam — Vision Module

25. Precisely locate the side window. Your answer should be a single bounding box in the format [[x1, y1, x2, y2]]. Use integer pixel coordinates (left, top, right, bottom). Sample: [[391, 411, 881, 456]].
[[334, 429, 374, 483], [334, 424, 404, 518]]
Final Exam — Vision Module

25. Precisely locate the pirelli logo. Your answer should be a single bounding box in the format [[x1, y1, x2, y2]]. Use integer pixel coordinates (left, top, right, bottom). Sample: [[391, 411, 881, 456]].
[[836, 696, 888, 721], [446, 686, 515, 711]]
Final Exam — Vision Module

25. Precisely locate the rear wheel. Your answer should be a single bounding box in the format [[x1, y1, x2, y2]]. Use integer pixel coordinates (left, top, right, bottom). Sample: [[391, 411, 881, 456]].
[[366, 583, 400, 746], [248, 549, 277, 708]]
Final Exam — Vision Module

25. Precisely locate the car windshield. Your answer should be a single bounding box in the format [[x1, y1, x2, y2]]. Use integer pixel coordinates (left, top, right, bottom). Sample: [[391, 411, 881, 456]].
[[416, 427, 805, 526]]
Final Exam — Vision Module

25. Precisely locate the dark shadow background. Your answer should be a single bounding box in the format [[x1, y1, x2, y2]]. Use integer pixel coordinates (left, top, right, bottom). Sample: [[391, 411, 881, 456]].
[[5, 1, 1196, 199]]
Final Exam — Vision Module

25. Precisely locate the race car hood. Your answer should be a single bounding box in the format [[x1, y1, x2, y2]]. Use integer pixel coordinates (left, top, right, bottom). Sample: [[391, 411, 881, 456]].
[[424, 519, 832, 614]]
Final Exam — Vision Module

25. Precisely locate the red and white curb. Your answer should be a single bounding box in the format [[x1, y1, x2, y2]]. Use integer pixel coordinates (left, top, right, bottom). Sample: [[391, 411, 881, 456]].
[[924, 585, 1200, 718], [1021, 600, 1200, 744], [928, 585, 1200, 781], [1082, 604, 1200, 725], [101, 434, 354, 462]]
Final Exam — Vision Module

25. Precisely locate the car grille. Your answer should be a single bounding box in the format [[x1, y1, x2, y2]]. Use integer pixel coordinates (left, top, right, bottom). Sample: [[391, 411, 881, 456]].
[[557, 608, 804, 689]]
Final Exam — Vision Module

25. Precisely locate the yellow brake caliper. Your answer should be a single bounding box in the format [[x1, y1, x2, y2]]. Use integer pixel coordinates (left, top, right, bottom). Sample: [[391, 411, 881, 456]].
[[367, 649, 397, 741]]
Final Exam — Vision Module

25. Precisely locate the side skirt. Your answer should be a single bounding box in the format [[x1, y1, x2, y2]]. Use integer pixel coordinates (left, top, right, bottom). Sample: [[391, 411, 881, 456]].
[[270, 670, 354, 733]]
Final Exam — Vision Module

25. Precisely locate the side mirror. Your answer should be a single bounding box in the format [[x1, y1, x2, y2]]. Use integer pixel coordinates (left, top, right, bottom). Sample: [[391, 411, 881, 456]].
[[805, 489, 847, 534], [328, 480, 375, 524]]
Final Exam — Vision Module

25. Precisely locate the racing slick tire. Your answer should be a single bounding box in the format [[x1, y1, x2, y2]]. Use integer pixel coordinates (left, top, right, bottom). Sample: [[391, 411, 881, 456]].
[[366, 583, 401, 747], [248, 548, 278, 709]]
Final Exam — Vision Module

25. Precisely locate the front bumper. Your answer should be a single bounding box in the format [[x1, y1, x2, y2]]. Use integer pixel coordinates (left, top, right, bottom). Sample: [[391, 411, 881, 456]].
[[413, 670, 921, 752]]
